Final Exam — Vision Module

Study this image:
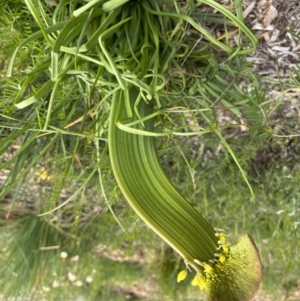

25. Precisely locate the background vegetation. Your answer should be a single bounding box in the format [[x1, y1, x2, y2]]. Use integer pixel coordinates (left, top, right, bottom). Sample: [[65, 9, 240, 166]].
[[0, 0, 299, 300]]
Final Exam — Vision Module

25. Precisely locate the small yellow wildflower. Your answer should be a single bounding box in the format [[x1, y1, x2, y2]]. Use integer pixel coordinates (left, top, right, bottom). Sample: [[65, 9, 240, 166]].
[[36, 170, 52, 181]]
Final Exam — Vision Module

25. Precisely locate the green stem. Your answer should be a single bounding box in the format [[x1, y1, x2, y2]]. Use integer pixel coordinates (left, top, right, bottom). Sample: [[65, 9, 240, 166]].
[[108, 87, 219, 273]]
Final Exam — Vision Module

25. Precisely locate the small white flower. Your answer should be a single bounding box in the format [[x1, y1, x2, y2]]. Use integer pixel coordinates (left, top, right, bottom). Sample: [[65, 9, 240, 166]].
[[75, 280, 83, 287], [71, 255, 79, 262], [52, 280, 60, 288], [42, 286, 50, 293], [60, 251, 68, 259], [86, 276, 93, 283], [68, 272, 76, 282]]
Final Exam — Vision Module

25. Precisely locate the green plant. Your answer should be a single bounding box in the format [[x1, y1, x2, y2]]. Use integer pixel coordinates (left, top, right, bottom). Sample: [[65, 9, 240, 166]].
[[0, 0, 269, 299]]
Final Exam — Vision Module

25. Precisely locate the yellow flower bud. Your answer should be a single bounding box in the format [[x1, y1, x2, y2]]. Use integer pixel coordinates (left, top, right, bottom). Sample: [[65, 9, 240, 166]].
[[177, 270, 188, 283], [222, 244, 230, 255], [217, 233, 227, 245], [191, 274, 206, 291], [191, 274, 201, 286], [218, 253, 226, 263], [198, 274, 206, 291], [203, 263, 214, 275]]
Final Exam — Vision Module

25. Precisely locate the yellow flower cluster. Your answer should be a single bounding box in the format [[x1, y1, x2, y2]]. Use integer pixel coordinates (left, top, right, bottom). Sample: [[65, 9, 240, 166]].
[[176, 232, 231, 291]]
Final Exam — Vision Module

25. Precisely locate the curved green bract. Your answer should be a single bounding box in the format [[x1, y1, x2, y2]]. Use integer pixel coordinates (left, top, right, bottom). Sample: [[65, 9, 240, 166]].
[[108, 87, 219, 272], [108, 88, 262, 300]]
